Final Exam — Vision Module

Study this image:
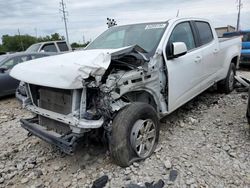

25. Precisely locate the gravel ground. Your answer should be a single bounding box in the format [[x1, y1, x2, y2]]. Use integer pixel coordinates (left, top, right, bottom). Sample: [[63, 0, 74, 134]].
[[0, 86, 250, 187]]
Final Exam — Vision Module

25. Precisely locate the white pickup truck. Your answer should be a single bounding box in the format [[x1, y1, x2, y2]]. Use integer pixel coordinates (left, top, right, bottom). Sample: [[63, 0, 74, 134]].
[[10, 18, 241, 167], [25, 41, 72, 53]]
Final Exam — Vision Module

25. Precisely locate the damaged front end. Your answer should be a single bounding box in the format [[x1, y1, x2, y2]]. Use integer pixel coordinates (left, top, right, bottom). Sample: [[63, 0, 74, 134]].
[[14, 45, 167, 154]]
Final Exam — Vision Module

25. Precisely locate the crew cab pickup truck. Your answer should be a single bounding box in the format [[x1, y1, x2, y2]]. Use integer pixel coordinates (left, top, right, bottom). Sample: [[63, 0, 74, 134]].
[[25, 41, 72, 53], [10, 18, 241, 167]]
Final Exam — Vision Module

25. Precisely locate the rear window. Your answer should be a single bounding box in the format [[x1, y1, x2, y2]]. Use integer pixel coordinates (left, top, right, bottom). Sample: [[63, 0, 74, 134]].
[[195, 21, 214, 45], [57, 42, 69, 52]]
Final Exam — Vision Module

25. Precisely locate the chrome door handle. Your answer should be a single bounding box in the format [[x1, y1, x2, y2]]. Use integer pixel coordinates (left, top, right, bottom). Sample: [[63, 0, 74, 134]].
[[213, 49, 219, 54], [194, 56, 202, 63]]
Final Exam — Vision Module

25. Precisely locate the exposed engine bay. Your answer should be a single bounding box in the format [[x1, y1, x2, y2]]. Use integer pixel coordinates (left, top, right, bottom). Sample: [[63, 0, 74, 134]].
[[14, 44, 168, 154]]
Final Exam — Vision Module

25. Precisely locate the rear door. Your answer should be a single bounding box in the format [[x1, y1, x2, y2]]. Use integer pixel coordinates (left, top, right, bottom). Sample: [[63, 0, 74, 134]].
[[164, 21, 205, 112], [194, 21, 220, 84]]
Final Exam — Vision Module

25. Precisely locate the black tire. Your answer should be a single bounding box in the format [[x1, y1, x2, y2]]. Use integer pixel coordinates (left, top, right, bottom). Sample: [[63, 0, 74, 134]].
[[218, 63, 236, 94], [110, 102, 159, 167]]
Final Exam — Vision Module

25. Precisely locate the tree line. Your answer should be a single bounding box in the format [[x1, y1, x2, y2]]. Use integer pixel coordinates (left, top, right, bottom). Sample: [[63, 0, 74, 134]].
[[0, 33, 89, 53]]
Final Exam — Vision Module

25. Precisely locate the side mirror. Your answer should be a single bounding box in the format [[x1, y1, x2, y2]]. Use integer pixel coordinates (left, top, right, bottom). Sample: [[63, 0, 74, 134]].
[[172, 42, 187, 58], [0, 67, 8, 73]]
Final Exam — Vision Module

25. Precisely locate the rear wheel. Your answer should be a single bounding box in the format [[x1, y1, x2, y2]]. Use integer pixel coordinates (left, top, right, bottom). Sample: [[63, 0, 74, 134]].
[[110, 102, 159, 167], [218, 63, 236, 94]]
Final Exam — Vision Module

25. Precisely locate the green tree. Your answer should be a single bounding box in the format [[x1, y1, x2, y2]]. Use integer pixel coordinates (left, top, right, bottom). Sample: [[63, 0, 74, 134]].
[[0, 33, 66, 52], [71, 41, 90, 49], [37, 33, 65, 42], [2, 34, 37, 52]]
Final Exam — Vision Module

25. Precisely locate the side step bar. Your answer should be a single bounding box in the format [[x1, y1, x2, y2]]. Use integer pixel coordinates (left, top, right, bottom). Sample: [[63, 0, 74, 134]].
[[20, 118, 81, 154]]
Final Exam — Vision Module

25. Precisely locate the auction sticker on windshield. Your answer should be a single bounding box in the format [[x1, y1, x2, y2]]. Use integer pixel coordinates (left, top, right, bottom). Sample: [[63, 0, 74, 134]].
[[145, 24, 166, 30]]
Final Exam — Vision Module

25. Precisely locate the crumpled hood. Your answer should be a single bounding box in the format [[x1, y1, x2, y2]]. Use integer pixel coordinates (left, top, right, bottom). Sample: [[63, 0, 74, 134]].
[[10, 46, 132, 89]]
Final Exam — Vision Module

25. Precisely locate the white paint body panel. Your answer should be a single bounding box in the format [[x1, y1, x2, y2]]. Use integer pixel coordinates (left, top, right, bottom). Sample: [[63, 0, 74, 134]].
[[10, 47, 131, 89], [160, 18, 241, 113], [12, 18, 241, 118]]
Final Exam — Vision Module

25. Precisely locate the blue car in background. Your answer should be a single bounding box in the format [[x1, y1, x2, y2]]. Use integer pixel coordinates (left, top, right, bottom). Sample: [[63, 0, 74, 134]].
[[223, 30, 250, 64]]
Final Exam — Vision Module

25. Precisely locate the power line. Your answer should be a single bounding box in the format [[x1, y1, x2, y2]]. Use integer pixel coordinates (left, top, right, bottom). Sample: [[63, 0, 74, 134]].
[[236, 0, 243, 31], [60, 0, 69, 44]]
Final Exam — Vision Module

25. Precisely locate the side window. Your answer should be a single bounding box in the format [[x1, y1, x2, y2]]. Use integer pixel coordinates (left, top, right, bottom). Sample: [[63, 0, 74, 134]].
[[169, 22, 196, 51], [31, 54, 47, 59], [2, 56, 23, 69], [20, 55, 30, 62], [195, 21, 213, 45], [41, 43, 57, 52], [31, 55, 38, 59], [57, 42, 69, 52], [2, 58, 15, 69]]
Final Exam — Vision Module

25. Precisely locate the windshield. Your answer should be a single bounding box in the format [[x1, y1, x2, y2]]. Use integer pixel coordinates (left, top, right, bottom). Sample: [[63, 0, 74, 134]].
[[26, 43, 41, 52], [87, 22, 167, 53]]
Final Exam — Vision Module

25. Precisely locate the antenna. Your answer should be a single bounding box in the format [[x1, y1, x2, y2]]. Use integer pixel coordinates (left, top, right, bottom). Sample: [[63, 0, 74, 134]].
[[60, 0, 69, 44], [236, 0, 243, 31]]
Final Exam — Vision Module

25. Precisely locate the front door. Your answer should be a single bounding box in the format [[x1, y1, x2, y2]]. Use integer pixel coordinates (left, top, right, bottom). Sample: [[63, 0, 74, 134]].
[[163, 21, 205, 112]]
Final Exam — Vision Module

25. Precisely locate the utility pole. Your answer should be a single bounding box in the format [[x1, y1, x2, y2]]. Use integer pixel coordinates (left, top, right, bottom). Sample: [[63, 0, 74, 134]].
[[83, 34, 85, 44], [60, 0, 69, 44], [17, 29, 24, 51], [236, 0, 243, 31], [34, 28, 38, 39]]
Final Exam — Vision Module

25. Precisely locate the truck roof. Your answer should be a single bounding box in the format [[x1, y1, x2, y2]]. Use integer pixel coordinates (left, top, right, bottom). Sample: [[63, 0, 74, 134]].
[[110, 17, 210, 28], [34, 41, 67, 45]]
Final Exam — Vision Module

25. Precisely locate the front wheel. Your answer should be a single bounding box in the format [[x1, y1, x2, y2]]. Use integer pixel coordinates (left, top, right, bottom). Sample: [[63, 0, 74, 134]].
[[218, 63, 236, 94], [110, 102, 159, 167]]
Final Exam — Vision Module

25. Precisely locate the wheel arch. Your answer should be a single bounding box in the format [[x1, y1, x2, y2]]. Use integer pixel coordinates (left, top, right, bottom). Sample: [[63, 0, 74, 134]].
[[231, 55, 239, 68], [120, 90, 158, 112]]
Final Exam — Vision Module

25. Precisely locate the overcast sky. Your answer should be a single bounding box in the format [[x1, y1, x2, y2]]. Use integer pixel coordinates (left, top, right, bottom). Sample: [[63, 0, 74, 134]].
[[0, 0, 250, 44]]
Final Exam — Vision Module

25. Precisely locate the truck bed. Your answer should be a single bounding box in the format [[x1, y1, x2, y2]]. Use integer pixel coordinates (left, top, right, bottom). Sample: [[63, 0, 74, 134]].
[[219, 36, 241, 49], [218, 36, 240, 43]]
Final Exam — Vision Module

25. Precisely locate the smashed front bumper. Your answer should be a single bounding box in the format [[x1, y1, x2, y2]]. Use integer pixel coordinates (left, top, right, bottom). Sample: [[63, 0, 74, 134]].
[[26, 105, 104, 131], [16, 90, 104, 133], [21, 118, 79, 154]]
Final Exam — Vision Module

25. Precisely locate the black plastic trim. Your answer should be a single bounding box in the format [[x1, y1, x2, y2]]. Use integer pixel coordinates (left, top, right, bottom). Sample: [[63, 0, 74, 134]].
[[20, 118, 80, 154]]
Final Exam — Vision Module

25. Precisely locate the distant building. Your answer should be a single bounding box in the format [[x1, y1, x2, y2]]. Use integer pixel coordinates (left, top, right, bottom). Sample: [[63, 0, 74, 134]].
[[215, 25, 236, 37]]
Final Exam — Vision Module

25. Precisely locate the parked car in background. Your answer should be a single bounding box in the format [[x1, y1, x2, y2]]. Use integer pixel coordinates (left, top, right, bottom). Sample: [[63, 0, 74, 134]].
[[0, 52, 55, 97], [223, 30, 250, 64], [25, 41, 72, 53]]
